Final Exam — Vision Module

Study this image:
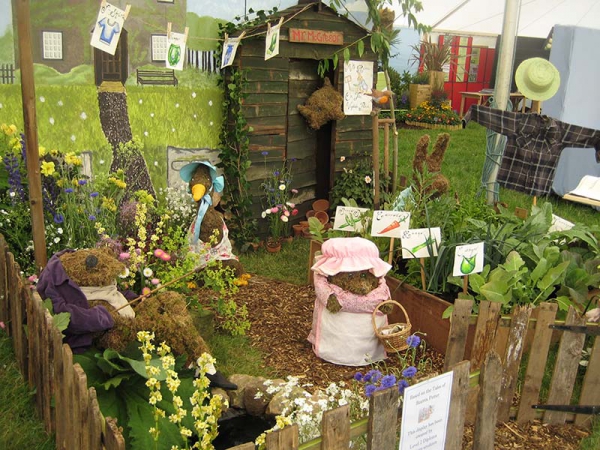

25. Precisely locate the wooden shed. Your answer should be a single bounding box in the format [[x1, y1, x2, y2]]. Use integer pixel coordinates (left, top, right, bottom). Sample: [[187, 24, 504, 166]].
[[222, 0, 377, 226]]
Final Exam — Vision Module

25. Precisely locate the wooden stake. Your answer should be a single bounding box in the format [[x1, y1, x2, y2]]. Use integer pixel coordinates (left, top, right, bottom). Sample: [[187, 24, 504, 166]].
[[114, 266, 203, 312], [372, 114, 380, 210], [420, 257, 426, 290], [463, 275, 469, 294], [16, 0, 47, 271], [387, 238, 394, 264]]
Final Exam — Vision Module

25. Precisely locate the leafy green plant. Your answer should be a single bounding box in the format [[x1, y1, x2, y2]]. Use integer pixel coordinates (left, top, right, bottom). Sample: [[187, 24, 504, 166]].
[[410, 36, 453, 73]]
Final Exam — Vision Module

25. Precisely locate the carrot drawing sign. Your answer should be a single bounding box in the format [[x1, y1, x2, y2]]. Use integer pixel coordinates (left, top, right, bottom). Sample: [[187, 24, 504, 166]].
[[370, 210, 410, 237], [400, 228, 441, 259], [452, 242, 484, 276]]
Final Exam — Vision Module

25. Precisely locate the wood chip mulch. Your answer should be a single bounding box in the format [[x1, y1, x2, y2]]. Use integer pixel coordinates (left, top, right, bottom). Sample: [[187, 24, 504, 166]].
[[220, 275, 594, 448]]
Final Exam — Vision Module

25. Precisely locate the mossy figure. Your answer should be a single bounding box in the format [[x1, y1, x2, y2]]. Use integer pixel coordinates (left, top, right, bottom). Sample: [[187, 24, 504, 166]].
[[297, 78, 345, 130], [59, 247, 125, 287], [412, 133, 451, 198], [326, 270, 379, 312], [179, 161, 243, 277]]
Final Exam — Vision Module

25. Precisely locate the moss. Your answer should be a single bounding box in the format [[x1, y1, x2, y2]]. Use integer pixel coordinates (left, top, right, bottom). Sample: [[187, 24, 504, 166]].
[[59, 248, 125, 287], [297, 78, 345, 130]]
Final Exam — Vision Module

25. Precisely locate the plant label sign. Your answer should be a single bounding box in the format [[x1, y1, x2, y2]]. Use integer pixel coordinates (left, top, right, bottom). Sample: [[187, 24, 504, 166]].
[[343, 60, 373, 115], [371, 211, 411, 238], [333, 206, 369, 232], [452, 242, 484, 276], [265, 18, 283, 60], [399, 371, 453, 450], [401, 228, 441, 259], [549, 214, 574, 232], [90, 1, 129, 56]]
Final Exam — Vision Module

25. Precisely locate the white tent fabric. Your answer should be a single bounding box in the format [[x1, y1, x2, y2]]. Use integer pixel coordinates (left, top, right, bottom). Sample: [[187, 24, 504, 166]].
[[394, 0, 600, 38]]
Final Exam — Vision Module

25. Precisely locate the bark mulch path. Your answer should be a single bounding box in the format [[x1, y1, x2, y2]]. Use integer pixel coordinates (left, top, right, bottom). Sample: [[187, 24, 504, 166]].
[[218, 275, 593, 448]]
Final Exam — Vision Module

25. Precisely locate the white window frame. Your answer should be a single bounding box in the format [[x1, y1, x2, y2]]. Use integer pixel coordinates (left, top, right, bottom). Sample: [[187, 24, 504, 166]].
[[151, 34, 168, 62], [42, 31, 63, 60]]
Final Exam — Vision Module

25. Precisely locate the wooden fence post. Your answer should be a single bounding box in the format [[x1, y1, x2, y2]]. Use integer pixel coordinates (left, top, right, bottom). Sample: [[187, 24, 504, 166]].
[[473, 352, 502, 450], [444, 360, 470, 450], [470, 301, 501, 371], [53, 330, 66, 449], [0, 236, 8, 326], [545, 306, 586, 424], [322, 404, 350, 449], [516, 302, 557, 423], [367, 387, 399, 450], [575, 334, 600, 427], [496, 305, 532, 422], [443, 299, 473, 371], [105, 417, 126, 450], [265, 423, 299, 449]]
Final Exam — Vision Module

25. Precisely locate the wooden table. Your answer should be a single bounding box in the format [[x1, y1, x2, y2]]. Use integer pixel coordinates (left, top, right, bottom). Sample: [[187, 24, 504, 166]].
[[459, 91, 526, 118]]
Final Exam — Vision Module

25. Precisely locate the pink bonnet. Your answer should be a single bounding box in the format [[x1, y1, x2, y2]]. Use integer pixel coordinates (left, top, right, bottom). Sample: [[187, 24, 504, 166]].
[[311, 237, 392, 277]]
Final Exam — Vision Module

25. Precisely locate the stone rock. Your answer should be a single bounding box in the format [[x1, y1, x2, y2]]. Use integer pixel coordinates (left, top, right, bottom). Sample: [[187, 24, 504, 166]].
[[228, 374, 266, 409], [265, 385, 311, 418]]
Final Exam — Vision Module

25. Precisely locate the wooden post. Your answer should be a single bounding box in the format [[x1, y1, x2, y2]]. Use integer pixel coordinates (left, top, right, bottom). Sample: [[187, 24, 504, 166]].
[[367, 387, 398, 449], [419, 257, 426, 290], [576, 334, 600, 427], [470, 301, 502, 371], [322, 404, 350, 448], [372, 115, 380, 210], [383, 122, 389, 183], [16, 0, 47, 270], [265, 423, 299, 449], [387, 238, 394, 264], [473, 352, 502, 450], [443, 299, 473, 371], [444, 360, 471, 450], [383, 70, 399, 191]]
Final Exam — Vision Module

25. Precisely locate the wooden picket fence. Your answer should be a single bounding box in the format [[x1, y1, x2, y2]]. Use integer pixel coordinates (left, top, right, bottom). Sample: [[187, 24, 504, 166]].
[[0, 235, 125, 450], [2, 227, 598, 448]]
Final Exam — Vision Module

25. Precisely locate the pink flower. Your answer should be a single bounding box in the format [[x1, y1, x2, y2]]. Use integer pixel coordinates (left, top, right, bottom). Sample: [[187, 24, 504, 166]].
[[154, 249, 164, 258], [0, 321, 5, 330], [284, 210, 290, 217], [119, 252, 130, 260], [160, 253, 171, 262], [28, 274, 38, 283], [291, 189, 298, 194], [142, 287, 151, 296], [280, 215, 289, 222], [271, 206, 279, 214], [151, 278, 160, 285], [292, 209, 298, 216]]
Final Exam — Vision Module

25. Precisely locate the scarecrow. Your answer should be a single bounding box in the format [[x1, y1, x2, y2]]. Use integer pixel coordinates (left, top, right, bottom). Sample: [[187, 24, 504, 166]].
[[308, 237, 392, 366], [179, 161, 243, 276]]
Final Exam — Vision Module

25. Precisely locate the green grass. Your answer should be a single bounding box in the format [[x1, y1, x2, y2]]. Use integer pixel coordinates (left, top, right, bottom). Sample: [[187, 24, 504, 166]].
[[0, 334, 55, 450]]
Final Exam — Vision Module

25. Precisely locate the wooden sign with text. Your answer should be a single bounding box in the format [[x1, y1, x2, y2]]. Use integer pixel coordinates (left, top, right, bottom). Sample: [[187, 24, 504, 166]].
[[289, 28, 343, 45]]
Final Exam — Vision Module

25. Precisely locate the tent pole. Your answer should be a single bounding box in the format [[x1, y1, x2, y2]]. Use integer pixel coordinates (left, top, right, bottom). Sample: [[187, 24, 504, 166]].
[[16, 0, 47, 271], [485, 0, 522, 205]]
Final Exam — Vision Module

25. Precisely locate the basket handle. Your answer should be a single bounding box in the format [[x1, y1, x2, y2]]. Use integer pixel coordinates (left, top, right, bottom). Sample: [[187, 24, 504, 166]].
[[372, 299, 411, 328]]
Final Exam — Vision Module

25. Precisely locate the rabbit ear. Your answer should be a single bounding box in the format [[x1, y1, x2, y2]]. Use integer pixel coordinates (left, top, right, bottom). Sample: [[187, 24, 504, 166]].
[[427, 133, 451, 172], [412, 134, 431, 174]]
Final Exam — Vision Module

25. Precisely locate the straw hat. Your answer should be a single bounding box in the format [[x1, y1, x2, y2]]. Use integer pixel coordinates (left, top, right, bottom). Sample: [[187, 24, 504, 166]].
[[515, 57, 560, 101]]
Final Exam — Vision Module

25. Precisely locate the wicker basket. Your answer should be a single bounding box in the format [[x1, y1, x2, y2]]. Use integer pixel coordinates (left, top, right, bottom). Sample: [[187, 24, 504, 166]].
[[372, 300, 412, 352]]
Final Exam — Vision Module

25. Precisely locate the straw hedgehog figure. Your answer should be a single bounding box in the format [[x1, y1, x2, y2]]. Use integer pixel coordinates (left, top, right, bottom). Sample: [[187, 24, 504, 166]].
[[412, 133, 451, 198], [297, 78, 345, 130]]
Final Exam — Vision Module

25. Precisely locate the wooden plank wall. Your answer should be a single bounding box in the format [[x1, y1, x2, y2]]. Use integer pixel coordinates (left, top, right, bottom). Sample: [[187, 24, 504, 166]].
[[0, 234, 126, 449]]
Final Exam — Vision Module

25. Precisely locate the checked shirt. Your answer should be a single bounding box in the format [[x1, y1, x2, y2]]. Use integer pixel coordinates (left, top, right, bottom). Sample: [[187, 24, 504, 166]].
[[464, 105, 600, 196]]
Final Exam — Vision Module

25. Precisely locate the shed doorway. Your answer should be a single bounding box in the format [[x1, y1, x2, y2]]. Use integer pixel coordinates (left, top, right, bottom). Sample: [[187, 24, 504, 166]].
[[287, 59, 334, 201], [93, 28, 129, 86]]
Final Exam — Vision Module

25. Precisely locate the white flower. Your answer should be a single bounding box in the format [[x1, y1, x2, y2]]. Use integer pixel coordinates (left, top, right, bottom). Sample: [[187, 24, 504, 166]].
[[193, 114, 197, 119], [278, 184, 286, 191], [208, 100, 213, 106], [280, 215, 289, 223], [9, 191, 15, 198], [70, 135, 76, 142], [144, 131, 149, 136], [150, 113, 154, 117], [265, 209, 272, 215], [171, 128, 175, 132], [364, 175, 372, 184], [49, 117, 55, 125], [53, 237, 60, 243], [143, 268, 153, 277], [57, 100, 63, 106], [192, 92, 197, 98], [99, 159, 105, 165], [57, 228, 63, 234], [138, 99, 143, 104], [0, 103, 3, 109], [39, 96, 45, 102], [80, 112, 87, 120], [119, 268, 130, 278], [261, 211, 267, 218], [154, 161, 158, 166], [340, 156, 346, 162], [175, 103, 179, 108], [209, 121, 213, 126]]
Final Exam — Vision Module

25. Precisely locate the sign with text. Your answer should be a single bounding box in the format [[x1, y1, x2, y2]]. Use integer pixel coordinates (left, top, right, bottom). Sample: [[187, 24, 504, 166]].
[[289, 28, 343, 45], [333, 206, 369, 232], [549, 214, 575, 232], [452, 242, 484, 276], [343, 60, 373, 115], [371, 210, 411, 238], [401, 227, 441, 259], [90, 1, 128, 56], [399, 371, 453, 450]]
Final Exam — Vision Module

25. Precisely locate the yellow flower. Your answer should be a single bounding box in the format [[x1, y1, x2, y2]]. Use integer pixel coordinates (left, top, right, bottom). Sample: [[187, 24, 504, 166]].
[[2, 124, 18, 136], [187, 281, 197, 290], [101, 196, 117, 212], [38, 146, 47, 157], [65, 152, 82, 166], [40, 161, 55, 176]]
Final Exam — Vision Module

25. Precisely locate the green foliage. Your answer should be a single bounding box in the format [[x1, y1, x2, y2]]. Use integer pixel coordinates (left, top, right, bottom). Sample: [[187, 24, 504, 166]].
[[410, 71, 430, 85], [0, 28, 15, 64], [185, 13, 226, 51], [42, 299, 70, 338]]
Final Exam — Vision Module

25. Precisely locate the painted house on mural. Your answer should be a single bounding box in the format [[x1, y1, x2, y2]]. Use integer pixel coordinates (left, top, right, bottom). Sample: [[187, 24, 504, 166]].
[[10, 0, 187, 84], [222, 0, 377, 224]]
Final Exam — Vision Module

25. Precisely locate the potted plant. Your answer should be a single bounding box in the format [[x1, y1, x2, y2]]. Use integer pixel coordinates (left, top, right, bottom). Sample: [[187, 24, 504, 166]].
[[411, 36, 453, 90], [408, 71, 431, 110]]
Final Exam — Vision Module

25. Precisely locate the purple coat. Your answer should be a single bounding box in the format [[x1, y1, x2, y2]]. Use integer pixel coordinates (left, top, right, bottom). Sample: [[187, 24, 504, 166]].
[[36, 250, 114, 353]]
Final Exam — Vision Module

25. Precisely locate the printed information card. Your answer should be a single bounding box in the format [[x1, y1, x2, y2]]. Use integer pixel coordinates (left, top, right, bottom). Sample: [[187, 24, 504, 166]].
[[399, 371, 453, 450]]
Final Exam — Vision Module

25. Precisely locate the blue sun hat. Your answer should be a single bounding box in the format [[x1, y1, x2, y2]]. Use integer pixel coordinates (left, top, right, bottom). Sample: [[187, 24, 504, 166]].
[[179, 161, 225, 193]]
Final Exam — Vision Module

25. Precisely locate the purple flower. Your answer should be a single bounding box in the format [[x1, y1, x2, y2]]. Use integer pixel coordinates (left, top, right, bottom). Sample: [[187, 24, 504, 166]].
[[353, 372, 364, 382], [406, 334, 421, 348], [90, 192, 99, 198], [53, 213, 64, 224], [398, 379, 409, 394], [64, 188, 74, 193], [402, 366, 417, 378], [88, 215, 96, 221], [365, 384, 377, 397], [78, 179, 87, 186], [380, 374, 397, 389], [364, 369, 382, 383], [261, 151, 269, 156], [274, 170, 280, 177]]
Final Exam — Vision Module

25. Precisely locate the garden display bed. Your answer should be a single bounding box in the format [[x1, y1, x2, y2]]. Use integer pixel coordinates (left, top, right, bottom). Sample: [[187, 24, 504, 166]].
[[405, 120, 462, 131]]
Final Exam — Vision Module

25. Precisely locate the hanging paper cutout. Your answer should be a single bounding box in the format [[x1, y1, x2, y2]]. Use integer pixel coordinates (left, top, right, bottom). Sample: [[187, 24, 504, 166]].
[[166, 25, 189, 71], [90, 1, 130, 56], [265, 18, 284, 60], [343, 60, 373, 115], [221, 34, 242, 69]]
